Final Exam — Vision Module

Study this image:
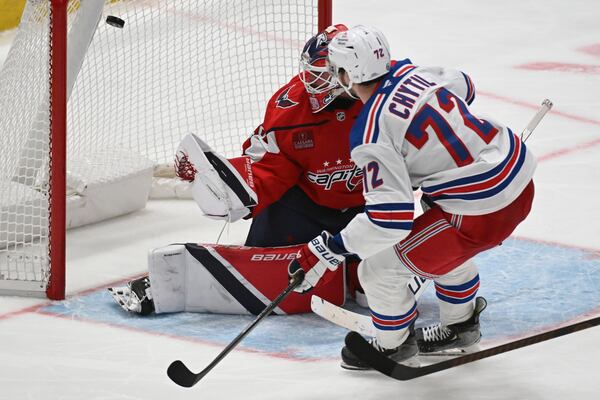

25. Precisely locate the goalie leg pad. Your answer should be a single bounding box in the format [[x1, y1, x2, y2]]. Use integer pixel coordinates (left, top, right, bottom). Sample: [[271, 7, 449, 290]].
[[176, 133, 257, 221], [147, 245, 188, 313], [148, 243, 345, 315]]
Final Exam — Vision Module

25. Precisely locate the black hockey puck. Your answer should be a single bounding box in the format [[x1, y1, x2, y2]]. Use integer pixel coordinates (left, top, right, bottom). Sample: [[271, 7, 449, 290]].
[[106, 15, 125, 28]]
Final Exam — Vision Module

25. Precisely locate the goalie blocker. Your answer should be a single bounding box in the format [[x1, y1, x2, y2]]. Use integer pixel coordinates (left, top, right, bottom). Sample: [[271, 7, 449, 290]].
[[147, 243, 345, 315]]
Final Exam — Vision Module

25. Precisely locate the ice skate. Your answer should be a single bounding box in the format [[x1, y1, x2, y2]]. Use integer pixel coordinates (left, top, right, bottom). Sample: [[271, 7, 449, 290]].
[[417, 296, 487, 354], [341, 328, 418, 370], [108, 276, 155, 316]]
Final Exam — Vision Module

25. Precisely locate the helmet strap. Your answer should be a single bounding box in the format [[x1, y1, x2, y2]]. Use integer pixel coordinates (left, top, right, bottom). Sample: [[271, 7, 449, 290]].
[[336, 69, 359, 99]]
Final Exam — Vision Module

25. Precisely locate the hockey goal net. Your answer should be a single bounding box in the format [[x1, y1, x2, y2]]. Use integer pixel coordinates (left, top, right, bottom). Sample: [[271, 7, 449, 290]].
[[0, 0, 331, 299]]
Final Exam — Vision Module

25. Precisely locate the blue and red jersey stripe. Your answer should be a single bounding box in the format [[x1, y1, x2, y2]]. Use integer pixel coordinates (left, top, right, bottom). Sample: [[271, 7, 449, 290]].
[[371, 303, 418, 331], [461, 72, 476, 105], [350, 59, 415, 151], [422, 129, 527, 201], [435, 274, 480, 304], [394, 63, 416, 77], [362, 93, 386, 145], [365, 202, 414, 230]]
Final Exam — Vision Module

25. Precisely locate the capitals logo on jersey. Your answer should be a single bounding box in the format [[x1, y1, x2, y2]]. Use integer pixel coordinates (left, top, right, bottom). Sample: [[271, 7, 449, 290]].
[[307, 163, 363, 192], [275, 87, 299, 109]]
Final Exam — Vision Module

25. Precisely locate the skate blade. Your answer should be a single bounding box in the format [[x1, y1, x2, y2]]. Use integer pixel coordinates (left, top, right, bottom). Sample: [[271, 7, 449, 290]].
[[340, 361, 372, 371], [419, 342, 481, 357], [340, 354, 420, 371], [398, 355, 420, 367]]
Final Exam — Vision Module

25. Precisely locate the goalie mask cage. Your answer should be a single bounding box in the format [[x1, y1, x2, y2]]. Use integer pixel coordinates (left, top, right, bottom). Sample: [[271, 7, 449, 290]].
[[0, 0, 332, 300]]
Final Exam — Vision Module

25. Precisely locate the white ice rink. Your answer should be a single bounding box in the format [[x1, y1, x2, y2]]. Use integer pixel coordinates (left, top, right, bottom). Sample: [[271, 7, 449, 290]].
[[1, 1, 600, 399]]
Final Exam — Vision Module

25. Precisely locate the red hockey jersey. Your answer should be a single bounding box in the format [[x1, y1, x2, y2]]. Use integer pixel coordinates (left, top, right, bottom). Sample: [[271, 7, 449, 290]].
[[235, 75, 365, 216]]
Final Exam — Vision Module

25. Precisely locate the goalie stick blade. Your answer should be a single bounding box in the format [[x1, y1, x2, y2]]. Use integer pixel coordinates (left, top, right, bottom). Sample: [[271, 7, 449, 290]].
[[311, 277, 431, 337], [311, 295, 375, 336], [167, 360, 202, 388]]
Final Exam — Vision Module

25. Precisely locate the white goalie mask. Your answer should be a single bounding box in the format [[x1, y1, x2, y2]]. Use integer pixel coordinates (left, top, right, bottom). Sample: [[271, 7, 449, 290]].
[[327, 25, 391, 94]]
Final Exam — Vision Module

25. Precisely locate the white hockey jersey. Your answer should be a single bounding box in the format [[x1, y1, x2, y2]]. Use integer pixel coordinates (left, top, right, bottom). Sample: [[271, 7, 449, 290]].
[[333, 60, 537, 260]]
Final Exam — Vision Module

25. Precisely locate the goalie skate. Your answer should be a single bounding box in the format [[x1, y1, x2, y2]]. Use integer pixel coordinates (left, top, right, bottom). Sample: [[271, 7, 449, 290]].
[[108, 276, 155, 316]]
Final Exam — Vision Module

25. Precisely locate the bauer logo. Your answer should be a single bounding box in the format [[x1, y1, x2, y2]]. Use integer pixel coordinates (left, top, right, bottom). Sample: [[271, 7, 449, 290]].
[[163, 252, 183, 257], [251, 253, 299, 262]]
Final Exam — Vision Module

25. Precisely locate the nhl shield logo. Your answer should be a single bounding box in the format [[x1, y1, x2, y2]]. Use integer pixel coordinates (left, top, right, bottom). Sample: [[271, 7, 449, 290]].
[[336, 112, 345, 121]]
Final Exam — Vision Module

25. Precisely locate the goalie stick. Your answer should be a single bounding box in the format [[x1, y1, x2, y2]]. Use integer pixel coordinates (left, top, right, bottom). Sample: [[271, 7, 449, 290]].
[[311, 275, 430, 337], [166, 268, 305, 388], [345, 314, 600, 381], [310, 99, 553, 336]]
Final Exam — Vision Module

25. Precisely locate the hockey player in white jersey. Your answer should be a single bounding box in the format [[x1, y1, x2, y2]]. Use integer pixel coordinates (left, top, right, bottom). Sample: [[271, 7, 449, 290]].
[[287, 25, 536, 369]]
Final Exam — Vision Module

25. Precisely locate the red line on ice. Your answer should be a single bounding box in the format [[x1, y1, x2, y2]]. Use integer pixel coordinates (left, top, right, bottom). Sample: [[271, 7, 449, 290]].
[[516, 62, 600, 75], [476, 91, 600, 161], [537, 137, 600, 162], [578, 44, 600, 58], [0, 272, 146, 320], [477, 91, 600, 127]]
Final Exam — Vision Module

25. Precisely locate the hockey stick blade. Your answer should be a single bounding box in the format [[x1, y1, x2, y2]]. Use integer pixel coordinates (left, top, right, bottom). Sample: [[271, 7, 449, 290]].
[[166, 268, 305, 388], [346, 315, 600, 381], [345, 332, 400, 377], [167, 360, 203, 388]]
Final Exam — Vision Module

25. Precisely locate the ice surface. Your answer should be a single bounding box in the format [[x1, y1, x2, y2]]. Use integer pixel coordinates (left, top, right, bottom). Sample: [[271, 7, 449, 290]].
[[1, 1, 600, 399]]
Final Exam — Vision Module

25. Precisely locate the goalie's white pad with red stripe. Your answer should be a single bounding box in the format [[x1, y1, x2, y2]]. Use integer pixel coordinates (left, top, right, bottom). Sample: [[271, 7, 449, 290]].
[[176, 133, 257, 222], [148, 243, 345, 315]]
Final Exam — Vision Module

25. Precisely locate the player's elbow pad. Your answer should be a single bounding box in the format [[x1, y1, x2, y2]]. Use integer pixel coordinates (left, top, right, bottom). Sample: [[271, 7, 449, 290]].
[[176, 133, 257, 222]]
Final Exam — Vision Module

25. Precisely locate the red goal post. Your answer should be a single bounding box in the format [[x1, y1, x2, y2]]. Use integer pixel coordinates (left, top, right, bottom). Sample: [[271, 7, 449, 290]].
[[48, 0, 68, 300], [0, 0, 332, 300]]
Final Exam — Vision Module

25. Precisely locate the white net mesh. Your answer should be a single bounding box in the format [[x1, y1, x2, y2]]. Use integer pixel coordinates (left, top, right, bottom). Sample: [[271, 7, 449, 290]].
[[0, 0, 51, 290], [0, 0, 319, 295]]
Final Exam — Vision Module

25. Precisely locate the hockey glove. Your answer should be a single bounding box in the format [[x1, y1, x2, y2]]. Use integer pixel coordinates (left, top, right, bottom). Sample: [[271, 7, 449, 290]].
[[288, 231, 349, 294]]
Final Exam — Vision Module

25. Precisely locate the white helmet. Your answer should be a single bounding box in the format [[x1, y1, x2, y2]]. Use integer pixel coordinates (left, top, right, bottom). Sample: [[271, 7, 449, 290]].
[[327, 25, 391, 94]]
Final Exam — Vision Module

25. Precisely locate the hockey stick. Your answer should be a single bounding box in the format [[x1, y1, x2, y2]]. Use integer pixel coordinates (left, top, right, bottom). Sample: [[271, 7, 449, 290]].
[[311, 275, 430, 336], [521, 99, 553, 142], [166, 268, 305, 388], [346, 314, 600, 380]]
